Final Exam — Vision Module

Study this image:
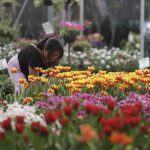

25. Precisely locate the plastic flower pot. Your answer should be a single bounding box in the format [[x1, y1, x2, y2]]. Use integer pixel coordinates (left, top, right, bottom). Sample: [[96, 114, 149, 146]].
[[43, 0, 53, 6], [73, 46, 84, 52], [64, 34, 77, 43]]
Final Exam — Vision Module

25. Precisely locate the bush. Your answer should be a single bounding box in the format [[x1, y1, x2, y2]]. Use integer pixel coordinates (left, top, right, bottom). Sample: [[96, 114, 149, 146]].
[[120, 32, 140, 51], [0, 74, 14, 99], [12, 38, 37, 49], [72, 39, 92, 51], [0, 20, 20, 47], [0, 44, 19, 60]]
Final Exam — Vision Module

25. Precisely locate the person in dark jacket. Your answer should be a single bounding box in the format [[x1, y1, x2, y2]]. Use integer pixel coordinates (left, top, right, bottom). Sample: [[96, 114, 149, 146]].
[[8, 36, 64, 93]]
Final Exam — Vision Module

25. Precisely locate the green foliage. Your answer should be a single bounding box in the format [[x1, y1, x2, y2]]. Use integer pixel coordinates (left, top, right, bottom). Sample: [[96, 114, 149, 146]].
[[0, 20, 20, 47], [60, 27, 80, 37], [33, 0, 43, 7], [12, 38, 37, 49], [120, 32, 140, 52], [0, 44, 18, 60], [73, 40, 92, 51], [0, 74, 14, 99], [33, 0, 80, 11], [33, 0, 64, 11], [0, 2, 20, 46]]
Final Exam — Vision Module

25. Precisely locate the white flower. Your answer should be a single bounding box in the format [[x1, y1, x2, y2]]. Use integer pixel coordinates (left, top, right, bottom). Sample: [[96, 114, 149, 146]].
[[106, 56, 111, 60], [101, 60, 105, 64], [84, 60, 91, 65], [132, 55, 137, 59], [106, 65, 110, 69], [0, 102, 47, 128], [114, 59, 119, 65]]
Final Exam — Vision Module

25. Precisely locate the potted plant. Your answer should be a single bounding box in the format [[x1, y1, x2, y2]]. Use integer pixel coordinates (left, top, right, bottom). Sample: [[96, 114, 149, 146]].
[[60, 21, 84, 65], [60, 21, 84, 43], [73, 39, 92, 51], [43, 0, 53, 6]]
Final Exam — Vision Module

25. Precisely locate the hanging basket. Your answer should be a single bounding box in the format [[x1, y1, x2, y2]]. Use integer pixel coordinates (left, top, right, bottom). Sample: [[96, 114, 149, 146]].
[[73, 46, 84, 52], [43, 0, 53, 6], [64, 34, 77, 43]]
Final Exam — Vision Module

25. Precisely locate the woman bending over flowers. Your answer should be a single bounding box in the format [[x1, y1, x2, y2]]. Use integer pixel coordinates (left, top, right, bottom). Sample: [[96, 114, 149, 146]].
[[8, 35, 64, 94]]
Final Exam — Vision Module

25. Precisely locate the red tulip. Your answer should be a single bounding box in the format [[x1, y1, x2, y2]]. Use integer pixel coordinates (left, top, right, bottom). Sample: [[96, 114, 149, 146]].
[[84, 104, 92, 113], [64, 98, 71, 106], [23, 135, 29, 143], [104, 125, 111, 136], [107, 100, 117, 111], [44, 112, 57, 124], [72, 100, 80, 110], [16, 124, 24, 133], [31, 122, 41, 132], [0, 132, 6, 140], [140, 125, 149, 134], [60, 118, 69, 126], [63, 106, 73, 116], [2, 117, 11, 130], [39, 126, 49, 136], [16, 116, 24, 124]]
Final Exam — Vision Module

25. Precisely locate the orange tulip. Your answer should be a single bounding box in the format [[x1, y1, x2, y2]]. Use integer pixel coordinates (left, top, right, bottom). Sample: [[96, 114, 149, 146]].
[[77, 124, 98, 143], [87, 67, 95, 72], [10, 67, 18, 73], [23, 97, 33, 104], [109, 132, 133, 145], [47, 88, 54, 94]]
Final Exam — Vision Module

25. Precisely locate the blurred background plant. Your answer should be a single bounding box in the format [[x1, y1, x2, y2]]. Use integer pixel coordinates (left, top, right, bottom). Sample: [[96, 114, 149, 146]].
[[0, 44, 19, 61], [0, 0, 20, 47], [86, 33, 106, 49], [33, 0, 64, 10], [61, 47, 139, 72], [33, 0, 80, 10], [120, 32, 140, 52], [60, 21, 84, 37], [0, 20, 20, 48], [0, 74, 14, 99], [12, 38, 37, 49], [0, 0, 20, 61], [72, 39, 92, 52]]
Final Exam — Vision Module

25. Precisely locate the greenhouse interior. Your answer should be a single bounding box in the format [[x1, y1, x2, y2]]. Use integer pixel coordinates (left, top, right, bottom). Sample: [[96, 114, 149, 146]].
[[0, 0, 150, 149]]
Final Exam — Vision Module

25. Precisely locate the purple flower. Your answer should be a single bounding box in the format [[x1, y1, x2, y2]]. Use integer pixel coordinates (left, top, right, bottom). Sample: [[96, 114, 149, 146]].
[[34, 91, 150, 121]]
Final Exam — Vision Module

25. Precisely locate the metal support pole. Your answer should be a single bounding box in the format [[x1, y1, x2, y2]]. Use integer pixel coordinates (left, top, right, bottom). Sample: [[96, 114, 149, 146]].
[[140, 0, 145, 59], [47, 6, 54, 26], [14, 0, 29, 25], [68, 43, 71, 65], [80, 0, 84, 37], [68, 4, 72, 21]]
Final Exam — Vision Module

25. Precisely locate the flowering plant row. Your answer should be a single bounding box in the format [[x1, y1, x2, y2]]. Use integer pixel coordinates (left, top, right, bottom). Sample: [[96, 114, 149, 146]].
[[61, 47, 139, 71], [12, 66, 150, 101], [0, 44, 139, 72], [1, 66, 149, 149], [35, 92, 150, 117], [0, 92, 150, 149]]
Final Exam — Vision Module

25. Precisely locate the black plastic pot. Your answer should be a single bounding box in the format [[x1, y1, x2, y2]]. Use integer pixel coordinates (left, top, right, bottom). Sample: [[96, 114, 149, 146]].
[[64, 34, 76, 43], [43, 0, 53, 6], [73, 46, 84, 52]]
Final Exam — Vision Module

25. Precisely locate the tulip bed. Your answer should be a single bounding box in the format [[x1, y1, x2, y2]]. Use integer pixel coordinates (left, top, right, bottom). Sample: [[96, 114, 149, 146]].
[[0, 66, 150, 150]]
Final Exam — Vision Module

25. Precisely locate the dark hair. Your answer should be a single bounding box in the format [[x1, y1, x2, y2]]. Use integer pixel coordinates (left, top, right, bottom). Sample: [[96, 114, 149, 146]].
[[36, 34, 64, 59], [45, 38, 64, 59], [36, 36, 49, 50]]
